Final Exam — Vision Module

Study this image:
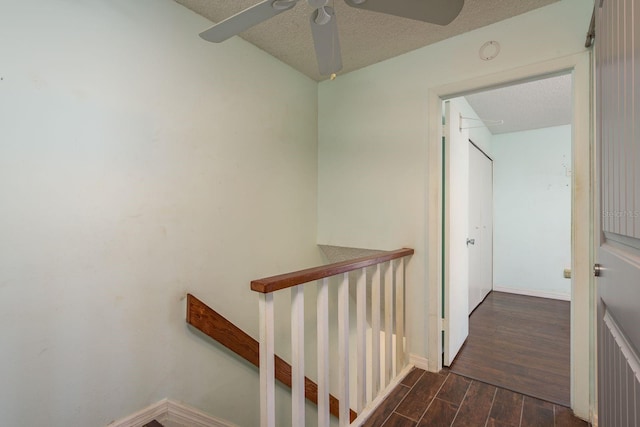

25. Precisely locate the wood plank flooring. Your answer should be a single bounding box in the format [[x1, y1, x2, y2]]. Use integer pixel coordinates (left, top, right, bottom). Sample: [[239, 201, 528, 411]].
[[362, 368, 587, 426], [448, 291, 570, 406]]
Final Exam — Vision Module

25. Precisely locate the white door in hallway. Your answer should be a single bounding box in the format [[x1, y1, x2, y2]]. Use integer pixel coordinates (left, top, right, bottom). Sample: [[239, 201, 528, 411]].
[[595, 0, 640, 425], [443, 101, 469, 365], [468, 142, 493, 314]]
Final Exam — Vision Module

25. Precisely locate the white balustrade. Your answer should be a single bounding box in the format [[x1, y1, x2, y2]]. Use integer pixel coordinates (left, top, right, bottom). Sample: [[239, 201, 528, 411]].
[[291, 285, 305, 426], [338, 273, 350, 426], [254, 249, 412, 427], [317, 278, 330, 427], [394, 258, 405, 374], [371, 263, 381, 399], [258, 293, 275, 427], [356, 269, 367, 412], [384, 261, 393, 386]]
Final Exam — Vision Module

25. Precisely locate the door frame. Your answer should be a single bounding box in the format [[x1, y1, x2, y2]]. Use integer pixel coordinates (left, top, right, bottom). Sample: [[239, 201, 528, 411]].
[[426, 52, 593, 420]]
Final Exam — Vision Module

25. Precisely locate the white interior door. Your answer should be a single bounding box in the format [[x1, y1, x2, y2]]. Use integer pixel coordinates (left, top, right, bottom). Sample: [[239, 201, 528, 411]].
[[596, 0, 640, 424], [443, 101, 469, 365], [468, 143, 493, 314]]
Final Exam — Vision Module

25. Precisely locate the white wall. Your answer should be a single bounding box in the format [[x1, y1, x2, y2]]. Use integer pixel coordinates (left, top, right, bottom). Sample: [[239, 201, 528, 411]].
[[492, 125, 572, 299], [0, 1, 320, 426], [317, 0, 593, 360]]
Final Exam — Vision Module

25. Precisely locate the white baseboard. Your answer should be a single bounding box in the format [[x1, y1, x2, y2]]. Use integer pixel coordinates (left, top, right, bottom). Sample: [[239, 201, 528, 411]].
[[166, 401, 237, 427], [493, 286, 570, 301], [107, 399, 168, 427], [408, 354, 430, 371], [107, 399, 237, 427]]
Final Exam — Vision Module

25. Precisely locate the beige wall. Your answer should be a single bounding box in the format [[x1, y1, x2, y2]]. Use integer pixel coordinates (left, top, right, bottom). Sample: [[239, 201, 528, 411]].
[[0, 1, 320, 426], [0, 0, 598, 425]]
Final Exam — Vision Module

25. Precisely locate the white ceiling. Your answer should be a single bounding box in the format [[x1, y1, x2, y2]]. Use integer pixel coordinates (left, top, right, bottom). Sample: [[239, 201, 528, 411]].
[[174, 0, 559, 81], [464, 74, 573, 134]]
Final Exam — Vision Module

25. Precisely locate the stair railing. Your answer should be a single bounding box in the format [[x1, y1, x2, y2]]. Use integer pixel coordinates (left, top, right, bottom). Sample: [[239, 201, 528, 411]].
[[186, 294, 355, 420], [251, 248, 414, 427]]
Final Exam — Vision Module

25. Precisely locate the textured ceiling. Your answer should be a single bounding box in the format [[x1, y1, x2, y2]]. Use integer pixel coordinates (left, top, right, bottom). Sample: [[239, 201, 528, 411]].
[[464, 74, 572, 135], [174, 0, 559, 81]]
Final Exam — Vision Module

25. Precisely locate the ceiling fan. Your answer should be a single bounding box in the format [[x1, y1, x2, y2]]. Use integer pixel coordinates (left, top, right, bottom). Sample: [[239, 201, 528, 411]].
[[199, 0, 465, 77]]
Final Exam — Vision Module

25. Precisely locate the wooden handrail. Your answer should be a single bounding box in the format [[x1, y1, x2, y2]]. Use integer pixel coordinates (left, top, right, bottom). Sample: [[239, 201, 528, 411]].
[[186, 294, 357, 422], [251, 248, 414, 294]]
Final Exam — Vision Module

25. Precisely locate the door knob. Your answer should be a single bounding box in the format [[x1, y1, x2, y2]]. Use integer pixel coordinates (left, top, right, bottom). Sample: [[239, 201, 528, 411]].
[[594, 263, 603, 277], [466, 238, 475, 246]]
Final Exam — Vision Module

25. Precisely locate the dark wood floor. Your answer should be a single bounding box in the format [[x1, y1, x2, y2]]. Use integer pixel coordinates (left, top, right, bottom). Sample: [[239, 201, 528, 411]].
[[448, 291, 570, 406], [362, 368, 587, 426]]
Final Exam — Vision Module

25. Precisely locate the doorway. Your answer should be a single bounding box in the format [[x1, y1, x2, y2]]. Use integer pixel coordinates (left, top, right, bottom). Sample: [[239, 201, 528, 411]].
[[426, 52, 592, 419], [441, 74, 574, 405]]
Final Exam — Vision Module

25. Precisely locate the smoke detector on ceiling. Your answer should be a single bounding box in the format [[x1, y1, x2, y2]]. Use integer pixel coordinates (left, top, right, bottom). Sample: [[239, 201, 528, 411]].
[[479, 41, 500, 61]]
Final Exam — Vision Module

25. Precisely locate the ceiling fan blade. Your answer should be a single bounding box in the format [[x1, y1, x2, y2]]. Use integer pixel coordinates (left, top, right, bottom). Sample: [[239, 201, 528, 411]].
[[200, 0, 297, 43], [310, 7, 343, 76], [344, 0, 464, 25]]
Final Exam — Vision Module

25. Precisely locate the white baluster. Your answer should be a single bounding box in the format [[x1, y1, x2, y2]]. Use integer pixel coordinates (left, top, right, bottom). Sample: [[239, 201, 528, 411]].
[[338, 273, 350, 426], [394, 258, 405, 375], [384, 261, 393, 386], [371, 263, 381, 398], [317, 278, 330, 427], [291, 285, 305, 426], [356, 268, 367, 412], [259, 293, 275, 427]]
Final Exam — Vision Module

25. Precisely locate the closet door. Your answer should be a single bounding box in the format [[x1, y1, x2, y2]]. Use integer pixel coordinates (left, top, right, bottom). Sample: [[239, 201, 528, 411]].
[[468, 142, 493, 314]]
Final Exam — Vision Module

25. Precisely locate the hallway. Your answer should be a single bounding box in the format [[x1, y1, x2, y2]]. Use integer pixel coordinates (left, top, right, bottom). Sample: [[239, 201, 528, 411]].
[[449, 291, 570, 405]]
